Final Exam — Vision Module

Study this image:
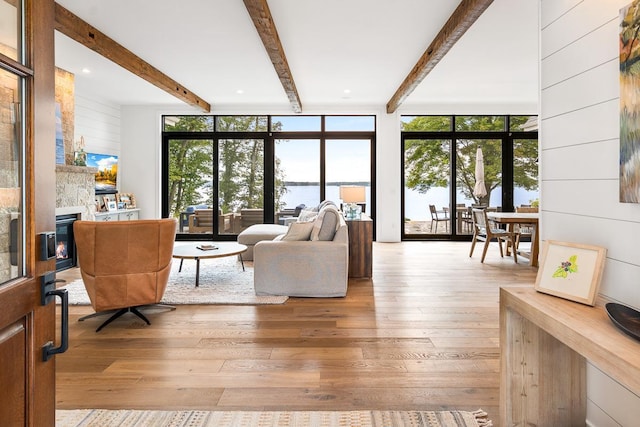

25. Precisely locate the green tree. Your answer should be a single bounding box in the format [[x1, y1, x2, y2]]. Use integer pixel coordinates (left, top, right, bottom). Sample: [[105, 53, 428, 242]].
[[166, 117, 212, 218], [167, 115, 287, 220], [217, 116, 267, 212], [403, 116, 537, 207]]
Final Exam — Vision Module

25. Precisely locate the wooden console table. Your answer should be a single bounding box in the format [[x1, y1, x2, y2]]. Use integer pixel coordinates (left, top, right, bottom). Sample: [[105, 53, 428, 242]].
[[500, 287, 640, 426], [345, 214, 372, 278]]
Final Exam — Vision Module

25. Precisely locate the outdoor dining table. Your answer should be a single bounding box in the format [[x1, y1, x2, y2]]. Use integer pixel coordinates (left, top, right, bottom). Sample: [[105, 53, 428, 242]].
[[487, 212, 540, 267]]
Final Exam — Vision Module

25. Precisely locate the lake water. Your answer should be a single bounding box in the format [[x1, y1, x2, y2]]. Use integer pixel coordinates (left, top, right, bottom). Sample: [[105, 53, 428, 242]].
[[281, 185, 538, 220]]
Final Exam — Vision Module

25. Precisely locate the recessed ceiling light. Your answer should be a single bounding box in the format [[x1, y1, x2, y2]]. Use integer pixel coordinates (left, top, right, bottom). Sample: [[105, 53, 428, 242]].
[[236, 89, 244, 94], [343, 89, 351, 94], [81, 68, 91, 74]]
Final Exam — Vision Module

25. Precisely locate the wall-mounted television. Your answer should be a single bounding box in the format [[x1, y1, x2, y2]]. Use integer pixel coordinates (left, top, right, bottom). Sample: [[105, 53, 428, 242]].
[[86, 152, 118, 194]]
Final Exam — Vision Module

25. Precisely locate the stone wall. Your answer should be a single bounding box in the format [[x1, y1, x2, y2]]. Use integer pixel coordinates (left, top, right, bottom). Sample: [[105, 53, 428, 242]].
[[56, 165, 98, 221]]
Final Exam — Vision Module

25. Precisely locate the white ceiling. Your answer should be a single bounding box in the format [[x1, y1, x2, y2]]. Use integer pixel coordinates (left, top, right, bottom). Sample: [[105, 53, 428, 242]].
[[53, 0, 539, 112]]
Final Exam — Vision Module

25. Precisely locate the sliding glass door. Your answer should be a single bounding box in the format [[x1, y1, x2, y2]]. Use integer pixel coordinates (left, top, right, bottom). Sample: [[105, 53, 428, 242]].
[[165, 137, 214, 235], [219, 138, 265, 235], [401, 115, 538, 240], [274, 139, 320, 220], [403, 138, 451, 236], [326, 139, 372, 214]]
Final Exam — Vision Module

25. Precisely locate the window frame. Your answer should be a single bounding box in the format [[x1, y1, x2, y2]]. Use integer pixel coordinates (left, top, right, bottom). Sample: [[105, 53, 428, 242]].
[[161, 115, 376, 241], [401, 115, 538, 241]]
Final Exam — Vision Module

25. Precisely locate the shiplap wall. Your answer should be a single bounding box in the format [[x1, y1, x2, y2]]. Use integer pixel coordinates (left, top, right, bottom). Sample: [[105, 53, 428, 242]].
[[541, 0, 640, 425], [74, 93, 121, 170]]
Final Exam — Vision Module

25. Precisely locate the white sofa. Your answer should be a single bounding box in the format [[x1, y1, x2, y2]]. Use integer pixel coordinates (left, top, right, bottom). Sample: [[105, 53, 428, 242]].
[[253, 209, 348, 297]]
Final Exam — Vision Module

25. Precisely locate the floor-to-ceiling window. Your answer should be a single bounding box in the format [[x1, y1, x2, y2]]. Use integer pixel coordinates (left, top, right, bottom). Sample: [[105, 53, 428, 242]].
[[402, 115, 538, 240], [162, 115, 375, 241]]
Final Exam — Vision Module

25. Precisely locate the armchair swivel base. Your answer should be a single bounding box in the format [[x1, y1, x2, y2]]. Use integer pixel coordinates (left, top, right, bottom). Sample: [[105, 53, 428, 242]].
[[79, 304, 176, 332]]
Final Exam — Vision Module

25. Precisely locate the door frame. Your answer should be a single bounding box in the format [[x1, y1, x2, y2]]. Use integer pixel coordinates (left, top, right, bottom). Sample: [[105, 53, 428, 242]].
[[0, 0, 60, 425]]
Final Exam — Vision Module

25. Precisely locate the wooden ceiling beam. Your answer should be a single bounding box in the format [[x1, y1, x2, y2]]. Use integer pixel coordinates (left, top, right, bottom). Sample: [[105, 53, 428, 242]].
[[386, 0, 494, 114], [243, 0, 302, 113], [54, 2, 211, 112]]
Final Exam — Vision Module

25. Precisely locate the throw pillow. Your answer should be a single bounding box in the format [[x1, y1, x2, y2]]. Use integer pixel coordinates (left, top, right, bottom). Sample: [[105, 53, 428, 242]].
[[318, 200, 338, 211], [297, 208, 318, 223], [281, 221, 314, 241], [310, 205, 341, 241]]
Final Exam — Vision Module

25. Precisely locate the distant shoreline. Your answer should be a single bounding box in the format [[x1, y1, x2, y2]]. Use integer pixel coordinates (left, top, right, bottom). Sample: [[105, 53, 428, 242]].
[[284, 181, 369, 186]]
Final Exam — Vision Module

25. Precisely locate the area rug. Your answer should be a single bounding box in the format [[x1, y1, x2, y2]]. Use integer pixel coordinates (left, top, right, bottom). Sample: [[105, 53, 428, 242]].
[[61, 257, 288, 305], [55, 409, 492, 427]]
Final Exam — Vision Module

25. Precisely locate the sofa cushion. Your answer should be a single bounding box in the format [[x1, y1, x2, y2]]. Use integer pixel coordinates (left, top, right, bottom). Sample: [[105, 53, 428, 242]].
[[310, 205, 341, 241], [281, 221, 314, 241], [237, 224, 289, 246]]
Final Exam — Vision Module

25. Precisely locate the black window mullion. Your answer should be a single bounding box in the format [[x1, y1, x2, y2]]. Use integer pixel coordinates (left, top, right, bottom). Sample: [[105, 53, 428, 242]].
[[320, 138, 326, 202], [449, 137, 458, 238], [264, 134, 275, 224], [161, 134, 170, 219], [502, 136, 514, 213]]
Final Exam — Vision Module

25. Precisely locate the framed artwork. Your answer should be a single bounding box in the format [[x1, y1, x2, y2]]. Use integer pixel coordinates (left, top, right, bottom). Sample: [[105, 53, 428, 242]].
[[55, 103, 64, 165], [117, 193, 136, 208], [74, 151, 87, 166], [101, 196, 109, 212], [621, 0, 640, 202], [101, 195, 116, 212], [106, 200, 118, 212], [535, 240, 607, 306], [86, 152, 118, 194]]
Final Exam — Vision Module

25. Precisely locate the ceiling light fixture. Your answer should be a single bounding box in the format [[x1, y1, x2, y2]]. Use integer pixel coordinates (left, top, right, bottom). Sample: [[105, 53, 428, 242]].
[[81, 68, 91, 74], [236, 89, 244, 94]]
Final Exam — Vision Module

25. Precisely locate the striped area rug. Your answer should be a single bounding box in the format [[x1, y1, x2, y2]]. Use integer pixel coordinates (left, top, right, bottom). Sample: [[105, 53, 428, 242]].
[[55, 409, 492, 427]]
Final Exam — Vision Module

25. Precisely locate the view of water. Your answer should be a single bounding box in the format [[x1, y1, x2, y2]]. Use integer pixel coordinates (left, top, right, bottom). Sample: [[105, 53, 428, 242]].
[[281, 184, 538, 220]]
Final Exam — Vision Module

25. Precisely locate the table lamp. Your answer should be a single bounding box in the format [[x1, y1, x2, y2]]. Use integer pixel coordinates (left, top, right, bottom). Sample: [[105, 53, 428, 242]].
[[339, 185, 365, 219]]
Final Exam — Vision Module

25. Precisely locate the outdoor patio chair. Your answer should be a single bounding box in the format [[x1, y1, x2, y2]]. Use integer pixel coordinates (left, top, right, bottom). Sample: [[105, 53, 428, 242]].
[[469, 208, 518, 263], [429, 204, 449, 233], [514, 206, 539, 253]]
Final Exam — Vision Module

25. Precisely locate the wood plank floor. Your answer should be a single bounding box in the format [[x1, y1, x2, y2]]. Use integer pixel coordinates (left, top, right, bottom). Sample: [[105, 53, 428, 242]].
[[55, 241, 537, 418]]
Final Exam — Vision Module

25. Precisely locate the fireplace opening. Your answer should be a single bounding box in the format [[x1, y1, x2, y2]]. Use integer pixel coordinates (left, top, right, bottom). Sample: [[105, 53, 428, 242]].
[[56, 214, 78, 271]]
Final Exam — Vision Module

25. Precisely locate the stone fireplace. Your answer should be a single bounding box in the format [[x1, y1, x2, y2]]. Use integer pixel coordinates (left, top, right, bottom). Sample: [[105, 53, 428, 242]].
[[56, 164, 97, 220], [56, 164, 97, 270], [55, 214, 77, 271]]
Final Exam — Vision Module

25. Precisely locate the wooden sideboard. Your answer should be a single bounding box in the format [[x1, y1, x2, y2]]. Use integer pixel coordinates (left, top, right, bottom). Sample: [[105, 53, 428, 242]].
[[500, 286, 640, 426], [345, 214, 372, 279]]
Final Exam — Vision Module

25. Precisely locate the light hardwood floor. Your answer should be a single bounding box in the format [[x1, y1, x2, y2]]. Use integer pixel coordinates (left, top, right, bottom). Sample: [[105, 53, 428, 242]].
[[55, 241, 537, 418]]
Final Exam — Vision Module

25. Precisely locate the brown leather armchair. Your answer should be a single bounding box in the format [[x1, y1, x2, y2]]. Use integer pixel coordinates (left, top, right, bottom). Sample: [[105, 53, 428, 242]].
[[73, 218, 177, 331]]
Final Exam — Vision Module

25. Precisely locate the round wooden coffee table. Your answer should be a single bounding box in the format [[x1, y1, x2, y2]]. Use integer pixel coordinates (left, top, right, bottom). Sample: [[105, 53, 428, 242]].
[[172, 242, 248, 287]]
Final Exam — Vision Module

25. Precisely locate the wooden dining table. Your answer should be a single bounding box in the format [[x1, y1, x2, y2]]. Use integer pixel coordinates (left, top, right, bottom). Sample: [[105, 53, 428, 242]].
[[487, 212, 540, 267]]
